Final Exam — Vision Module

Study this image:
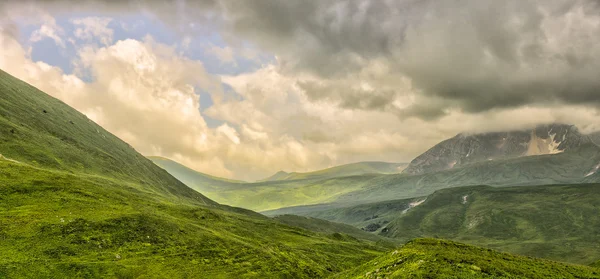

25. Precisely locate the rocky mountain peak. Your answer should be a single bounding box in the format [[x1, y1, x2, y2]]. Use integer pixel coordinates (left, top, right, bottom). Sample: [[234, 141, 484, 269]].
[[403, 123, 590, 175]]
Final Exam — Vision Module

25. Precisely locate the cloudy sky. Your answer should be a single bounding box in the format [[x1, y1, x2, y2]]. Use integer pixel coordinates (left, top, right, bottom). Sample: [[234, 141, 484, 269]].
[[2, 0, 600, 180]]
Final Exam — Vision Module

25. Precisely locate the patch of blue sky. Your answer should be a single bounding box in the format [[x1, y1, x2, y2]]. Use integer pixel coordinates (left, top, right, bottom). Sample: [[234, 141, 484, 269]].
[[16, 12, 270, 125]]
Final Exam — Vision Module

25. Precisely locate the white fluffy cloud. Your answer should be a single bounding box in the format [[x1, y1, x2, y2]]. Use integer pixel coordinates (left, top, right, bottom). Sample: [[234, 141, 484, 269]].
[[29, 14, 65, 47], [71, 17, 114, 46], [3, 3, 600, 181]]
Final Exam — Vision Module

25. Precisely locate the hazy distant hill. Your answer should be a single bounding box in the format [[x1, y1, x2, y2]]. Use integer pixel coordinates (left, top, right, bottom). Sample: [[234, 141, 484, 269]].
[[403, 124, 591, 175], [260, 161, 408, 182], [149, 156, 246, 192], [152, 142, 600, 212]]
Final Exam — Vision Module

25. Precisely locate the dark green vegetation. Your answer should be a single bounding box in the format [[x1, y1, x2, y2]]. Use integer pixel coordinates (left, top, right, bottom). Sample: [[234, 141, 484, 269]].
[[272, 214, 398, 244], [259, 161, 407, 182], [333, 238, 600, 279], [288, 184, 600, 265], [0, 69, 388, 278], [269, 198, 420, 231]]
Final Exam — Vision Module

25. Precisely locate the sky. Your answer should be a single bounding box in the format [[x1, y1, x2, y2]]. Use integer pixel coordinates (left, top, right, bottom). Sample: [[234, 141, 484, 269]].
[[2, 0, 600, 181]]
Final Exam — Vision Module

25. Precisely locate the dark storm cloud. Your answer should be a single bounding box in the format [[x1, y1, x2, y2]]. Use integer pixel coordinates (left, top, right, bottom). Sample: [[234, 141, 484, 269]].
[[5, 0, 600, 117], [298, 80, 399, 111]]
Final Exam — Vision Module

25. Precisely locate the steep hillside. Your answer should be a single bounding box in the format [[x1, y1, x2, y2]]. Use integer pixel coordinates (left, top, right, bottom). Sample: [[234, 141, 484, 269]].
[[404, 124, 591, 175], [0, 69, 390, 278], [260, 161, 407, 182], [331, 238, 600, 279], [0, 69, 213, 204], [590, 131, 600, 146], [281, 183, 600, 265], [374, 184, 600, 264]]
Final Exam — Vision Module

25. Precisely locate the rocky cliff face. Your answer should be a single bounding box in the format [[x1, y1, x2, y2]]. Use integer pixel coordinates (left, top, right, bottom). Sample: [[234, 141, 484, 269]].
[[403, 124, 591, 175]]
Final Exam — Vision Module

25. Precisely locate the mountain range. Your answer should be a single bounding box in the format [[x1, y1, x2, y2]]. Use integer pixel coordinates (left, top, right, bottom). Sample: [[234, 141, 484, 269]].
[[2, 68, 600, 277]]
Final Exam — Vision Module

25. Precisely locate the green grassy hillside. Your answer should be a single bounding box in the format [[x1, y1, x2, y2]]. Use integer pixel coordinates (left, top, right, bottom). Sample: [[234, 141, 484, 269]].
[[0, 69, 213, 205], [260, 161, 407, 182], [331, 238, 600, 279], [0, 160, 387, 278], [273, 214, 398, 244], [0, 69, 390, 278], [297, 183, 600, 265], [274, 198, 421, 230]]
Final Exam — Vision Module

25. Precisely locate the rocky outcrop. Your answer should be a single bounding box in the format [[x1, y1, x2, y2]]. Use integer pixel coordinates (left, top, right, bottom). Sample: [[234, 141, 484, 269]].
[[403, 124, 591, 175]]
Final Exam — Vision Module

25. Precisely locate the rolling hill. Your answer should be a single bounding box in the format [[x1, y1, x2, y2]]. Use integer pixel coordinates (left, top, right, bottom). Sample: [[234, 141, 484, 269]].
[[154, 142, 600, 212], [260, 161, 408, 182], [257, 143, 600, 212], [287, 183, 600, 265], [332, 238, 600, 279], [0, 69, 391, 278]]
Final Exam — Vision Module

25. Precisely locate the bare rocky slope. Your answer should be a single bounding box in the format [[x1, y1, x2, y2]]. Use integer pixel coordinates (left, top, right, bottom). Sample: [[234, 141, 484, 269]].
[[403, 124, 592, 175]]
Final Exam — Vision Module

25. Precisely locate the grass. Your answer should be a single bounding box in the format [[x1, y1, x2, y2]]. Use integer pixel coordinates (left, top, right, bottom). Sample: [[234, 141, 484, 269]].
[[0, 160, 389, 278], [331, 238, 600, 279], [291, 183, 600, 265], [272, 214, 400, 245], [0, 69, 213, 205], [0, 68, 390, 278]]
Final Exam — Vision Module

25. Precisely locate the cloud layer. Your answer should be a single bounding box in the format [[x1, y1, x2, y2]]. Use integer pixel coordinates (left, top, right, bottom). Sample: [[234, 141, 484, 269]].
[[2, 1, 600, 180]]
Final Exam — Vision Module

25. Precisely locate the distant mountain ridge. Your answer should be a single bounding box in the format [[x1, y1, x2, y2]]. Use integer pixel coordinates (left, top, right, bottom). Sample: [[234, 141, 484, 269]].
[[260, 161, 408, 182], [403, 123, 592, 175]]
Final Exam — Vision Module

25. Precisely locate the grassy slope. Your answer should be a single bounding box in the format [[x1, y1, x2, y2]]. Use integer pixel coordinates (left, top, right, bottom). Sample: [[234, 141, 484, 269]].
[[0, 160, 387, 278], [0, 69, 213, 205], [272, 214, 399, 244], [331, 238, 600, 279], [0, 69, 389, 278], [260, 161, 407, 182], [283, 198, 422, 230], [369, 184, 600, 265], [286, 183, 600, 265]]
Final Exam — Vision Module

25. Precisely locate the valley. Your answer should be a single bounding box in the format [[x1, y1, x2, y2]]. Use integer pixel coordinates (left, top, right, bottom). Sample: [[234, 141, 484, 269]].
[[2, 68, 600, 277]]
